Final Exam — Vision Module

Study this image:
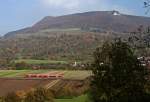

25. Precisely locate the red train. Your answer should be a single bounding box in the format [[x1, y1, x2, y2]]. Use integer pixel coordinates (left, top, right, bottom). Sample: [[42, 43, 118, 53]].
[[25, 72, 64, 79]]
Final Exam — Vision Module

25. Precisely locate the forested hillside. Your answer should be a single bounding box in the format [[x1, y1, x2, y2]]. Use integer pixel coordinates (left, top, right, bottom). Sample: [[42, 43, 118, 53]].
[[0, 11, 150, 63]]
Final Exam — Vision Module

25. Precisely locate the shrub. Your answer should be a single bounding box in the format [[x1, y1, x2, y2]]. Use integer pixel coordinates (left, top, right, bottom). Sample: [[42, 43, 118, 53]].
[[15, 61, 29, 70], [24, 88, 54, 102], [2, 92, 21, 102]]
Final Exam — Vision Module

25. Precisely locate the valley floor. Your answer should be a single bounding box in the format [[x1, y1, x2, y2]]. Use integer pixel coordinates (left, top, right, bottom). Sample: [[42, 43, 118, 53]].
[[0, 70, 91, 96]]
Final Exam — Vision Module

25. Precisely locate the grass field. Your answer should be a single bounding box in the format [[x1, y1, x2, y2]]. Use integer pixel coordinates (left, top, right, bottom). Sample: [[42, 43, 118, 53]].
[[55, 94, 88, 102], [0, 70, 50, 77], [41, 28, 81, 32], [0, 70, 92, 80], [15, 59, 69, 64]]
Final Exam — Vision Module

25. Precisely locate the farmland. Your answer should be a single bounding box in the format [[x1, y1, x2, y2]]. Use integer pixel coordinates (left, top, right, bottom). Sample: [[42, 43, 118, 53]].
[[0, 70, 91, 96], [0, 78, 53, 96]]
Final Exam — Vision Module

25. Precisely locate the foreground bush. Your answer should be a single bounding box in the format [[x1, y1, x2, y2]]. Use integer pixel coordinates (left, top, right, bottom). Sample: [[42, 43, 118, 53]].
[[15, 61, 29, 70], [24, 88, 54, 102], [2, 92, 21, 102]]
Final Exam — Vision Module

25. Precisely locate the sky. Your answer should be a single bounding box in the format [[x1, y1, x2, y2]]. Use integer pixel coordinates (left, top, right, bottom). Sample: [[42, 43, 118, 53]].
[[0, 0, 149, 35]]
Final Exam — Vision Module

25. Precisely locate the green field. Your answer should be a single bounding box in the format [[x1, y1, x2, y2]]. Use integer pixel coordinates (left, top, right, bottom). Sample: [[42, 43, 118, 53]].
[[15, 59, 69, 64], [0, 70, 50, 77], [55, 94, 88, 102], [41, 28, 81, 32], [0, 70, 92, 80]]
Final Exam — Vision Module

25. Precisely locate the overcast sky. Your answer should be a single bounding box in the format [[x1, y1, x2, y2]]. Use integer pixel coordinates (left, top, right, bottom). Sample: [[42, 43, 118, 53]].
[[0, 0, 149, 35]]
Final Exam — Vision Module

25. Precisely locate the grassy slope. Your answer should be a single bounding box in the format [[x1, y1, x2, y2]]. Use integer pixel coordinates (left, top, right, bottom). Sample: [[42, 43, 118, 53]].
[[55, 94, 88, 102], [41, 28, 81, 32]]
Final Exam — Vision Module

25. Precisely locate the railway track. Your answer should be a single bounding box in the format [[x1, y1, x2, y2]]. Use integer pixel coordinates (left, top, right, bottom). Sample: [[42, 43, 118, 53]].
[[45, 79, 61, 89]]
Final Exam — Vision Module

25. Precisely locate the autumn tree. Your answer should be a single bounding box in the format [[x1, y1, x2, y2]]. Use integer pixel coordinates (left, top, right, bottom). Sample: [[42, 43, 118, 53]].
[[0, 40, 18, 66], [128, 26, 150, 56], [24, 88, 53, 102], [2, 92, 21, 102]]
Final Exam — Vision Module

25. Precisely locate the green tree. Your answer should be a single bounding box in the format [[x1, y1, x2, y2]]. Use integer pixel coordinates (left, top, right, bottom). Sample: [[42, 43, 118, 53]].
[[90, 40, 150, 102]]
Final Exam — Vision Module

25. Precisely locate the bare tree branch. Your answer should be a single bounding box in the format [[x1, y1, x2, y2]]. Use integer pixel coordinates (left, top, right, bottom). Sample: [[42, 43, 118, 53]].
[[144, 0, 150, 14]]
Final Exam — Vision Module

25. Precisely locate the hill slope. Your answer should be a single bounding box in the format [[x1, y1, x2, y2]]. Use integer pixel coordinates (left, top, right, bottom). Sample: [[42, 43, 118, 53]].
[[5, 11, 150, 37], [1, 11, 150, 61]]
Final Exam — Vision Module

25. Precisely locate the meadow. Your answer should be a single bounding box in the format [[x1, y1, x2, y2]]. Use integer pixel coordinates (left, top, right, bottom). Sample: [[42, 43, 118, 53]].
[[55, 94, 88, 102], [15, 59, 69, 64]]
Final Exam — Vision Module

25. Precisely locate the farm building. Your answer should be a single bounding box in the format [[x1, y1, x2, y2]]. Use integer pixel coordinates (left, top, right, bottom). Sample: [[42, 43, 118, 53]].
[[138, 56, 150, 68], [25, 71, 64, 79]]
